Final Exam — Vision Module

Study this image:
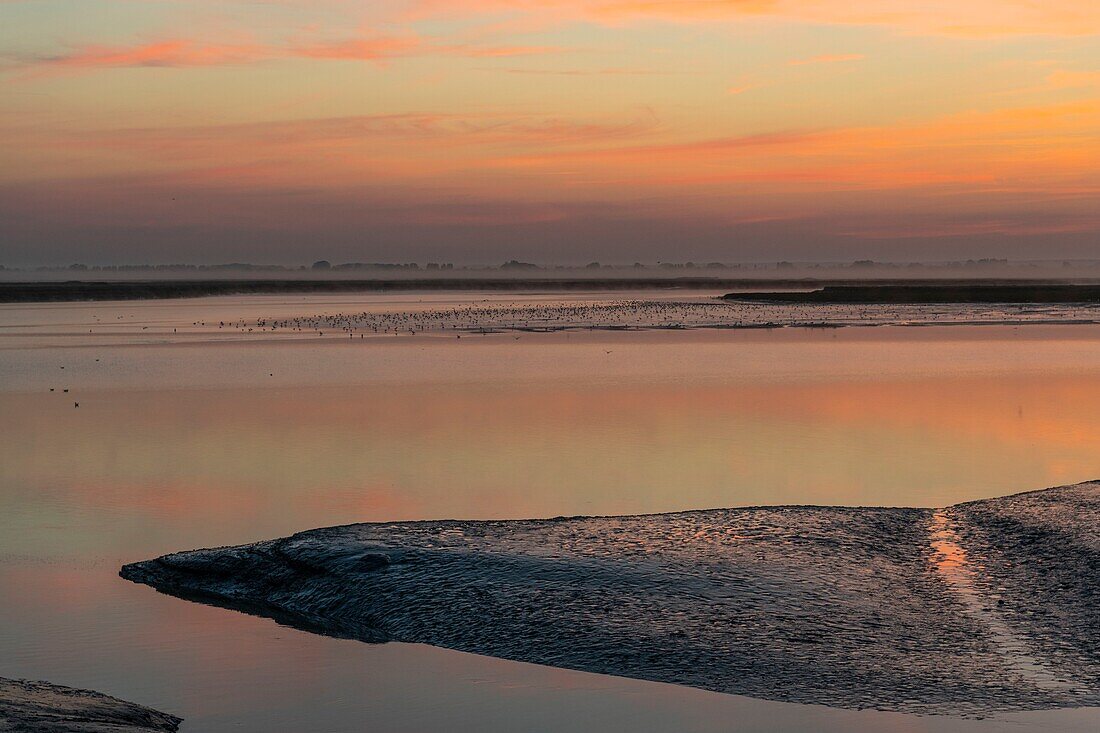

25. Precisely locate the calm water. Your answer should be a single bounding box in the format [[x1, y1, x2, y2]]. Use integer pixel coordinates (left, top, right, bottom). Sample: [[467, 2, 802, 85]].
[[2, 293, 1100, 731]]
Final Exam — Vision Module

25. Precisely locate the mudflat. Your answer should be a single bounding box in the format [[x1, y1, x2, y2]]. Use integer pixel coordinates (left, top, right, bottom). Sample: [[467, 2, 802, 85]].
[[122, 482, 1100, 716], [0, 677, 180, 732]]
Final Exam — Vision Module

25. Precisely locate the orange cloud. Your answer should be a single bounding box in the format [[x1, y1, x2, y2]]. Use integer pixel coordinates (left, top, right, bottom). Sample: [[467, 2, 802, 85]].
[[12, 96, 1100, 204], [479, 66, 677, 79], [292, 37, 420, 61], [482, 98, 1100, 195], [788, 53, 864, 66], [79, 111, 659, 150], [437, 44, 566, 57], [409, 0, 1100, 37], [1044, 69, 1100, 90]]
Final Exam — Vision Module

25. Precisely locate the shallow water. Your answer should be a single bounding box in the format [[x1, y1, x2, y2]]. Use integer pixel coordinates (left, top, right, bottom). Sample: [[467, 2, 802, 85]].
[[3, 292, 1100, 731]]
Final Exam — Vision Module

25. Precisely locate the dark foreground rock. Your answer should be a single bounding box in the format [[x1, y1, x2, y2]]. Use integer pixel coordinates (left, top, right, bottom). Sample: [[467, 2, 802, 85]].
[[0, 677, 180, 732], [121, 482, 1100, 716]]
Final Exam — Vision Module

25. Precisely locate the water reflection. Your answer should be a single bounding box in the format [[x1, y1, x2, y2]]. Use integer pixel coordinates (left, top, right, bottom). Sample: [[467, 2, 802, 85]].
[[928, 511, 1078, 691], [5, 373, 1100, 557], [4, 320, 1100, 731]]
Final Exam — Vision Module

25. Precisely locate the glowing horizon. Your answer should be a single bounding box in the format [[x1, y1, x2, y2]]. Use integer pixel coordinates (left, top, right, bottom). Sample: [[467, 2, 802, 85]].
[[2, 1, 1099, 265]]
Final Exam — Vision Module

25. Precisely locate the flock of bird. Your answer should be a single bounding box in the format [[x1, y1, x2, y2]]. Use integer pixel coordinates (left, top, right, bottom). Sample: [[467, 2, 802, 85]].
[[205, 299, 1100, 338], [39, 298, 1100, 409], [240, 300, 751, 336], [48, 362, 88, 407]]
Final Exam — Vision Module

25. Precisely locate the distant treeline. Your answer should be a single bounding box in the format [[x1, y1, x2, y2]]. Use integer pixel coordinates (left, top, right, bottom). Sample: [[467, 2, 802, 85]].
[[3, 257, 1070, 275]]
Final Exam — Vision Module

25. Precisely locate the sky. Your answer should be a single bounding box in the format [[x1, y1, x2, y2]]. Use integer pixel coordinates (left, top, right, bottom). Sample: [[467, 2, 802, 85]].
[[1, 1, 1099, 266]]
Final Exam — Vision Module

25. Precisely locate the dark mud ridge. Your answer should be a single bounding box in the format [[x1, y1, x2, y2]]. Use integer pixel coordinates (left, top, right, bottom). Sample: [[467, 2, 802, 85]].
[[0, 278, 852, 303], [725, 283, 1100, 304], [0, 677, 180, 732], [2, 278, 1093, 303], [121, 482, 1100, 716]]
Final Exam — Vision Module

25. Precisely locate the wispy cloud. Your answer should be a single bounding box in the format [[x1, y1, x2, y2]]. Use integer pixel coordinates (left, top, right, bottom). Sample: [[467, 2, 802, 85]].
[[436, 44, 566, 57], [290, 37, 420, 61], [1044, 69, 1100, 90], [485, 67, 670, 76], [29, 40, 270, 72], [481, 98, 1100, 195], [8, 35, 566, 79], [409, 0, 1100, 38], [788, 53, 865, 67], [24, 111, 663, 171]]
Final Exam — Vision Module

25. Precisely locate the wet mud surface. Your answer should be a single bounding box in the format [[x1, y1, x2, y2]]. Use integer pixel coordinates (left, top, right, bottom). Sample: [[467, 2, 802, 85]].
[[122, 483, 1100, 715], [0, 677, 181, 732]]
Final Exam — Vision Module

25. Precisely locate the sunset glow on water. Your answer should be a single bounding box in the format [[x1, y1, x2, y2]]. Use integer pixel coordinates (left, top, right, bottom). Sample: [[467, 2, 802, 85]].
[[2, 294, 1100, 730]]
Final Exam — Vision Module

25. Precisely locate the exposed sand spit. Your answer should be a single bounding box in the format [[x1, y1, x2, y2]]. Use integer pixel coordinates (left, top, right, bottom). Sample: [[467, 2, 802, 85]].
[[121, 482, 1100, 716]]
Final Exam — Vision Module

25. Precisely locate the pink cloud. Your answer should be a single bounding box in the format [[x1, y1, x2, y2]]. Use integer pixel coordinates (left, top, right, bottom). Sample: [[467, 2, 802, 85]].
[[35, 40, 269, 71], [11, 35, 564, 79]]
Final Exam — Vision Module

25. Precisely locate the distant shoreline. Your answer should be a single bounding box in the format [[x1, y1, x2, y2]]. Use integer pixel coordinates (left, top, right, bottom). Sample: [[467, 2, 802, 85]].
[[725, 283, 1100, 304], [4, 277, 1100, 303]]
